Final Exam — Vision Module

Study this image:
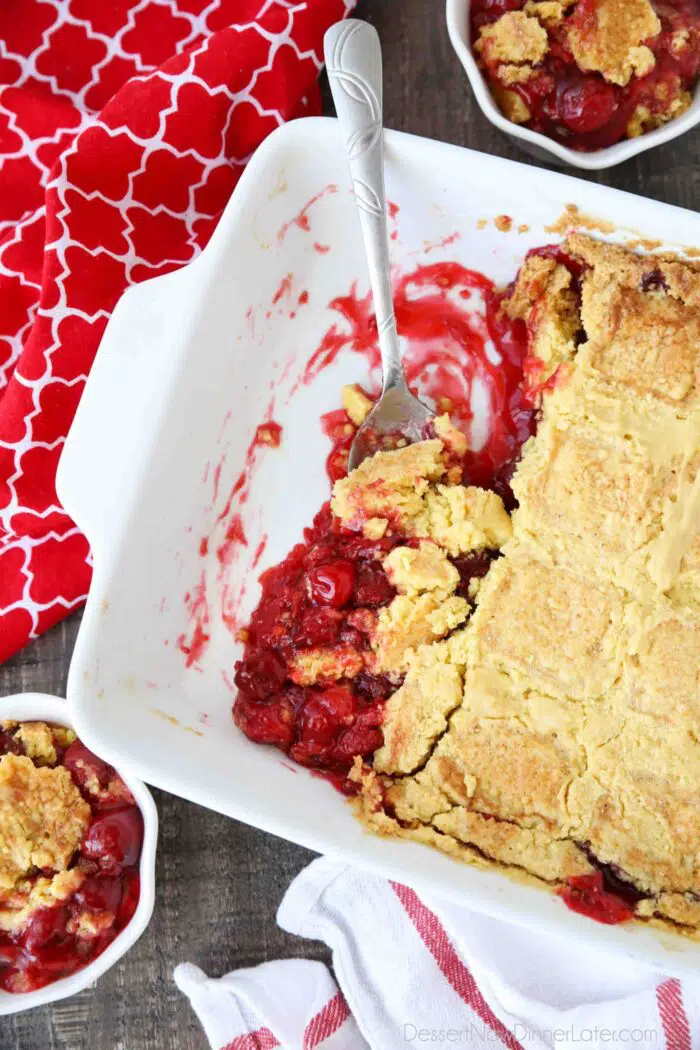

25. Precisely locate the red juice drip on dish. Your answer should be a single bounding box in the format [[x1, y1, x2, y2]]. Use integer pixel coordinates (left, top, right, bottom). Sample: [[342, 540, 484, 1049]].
[[313, 261, 534, 501], [272, 274, 293, 304], [277, 185, 339, 241], [180, 420, 283, 669], [177, 571, 210, 669]]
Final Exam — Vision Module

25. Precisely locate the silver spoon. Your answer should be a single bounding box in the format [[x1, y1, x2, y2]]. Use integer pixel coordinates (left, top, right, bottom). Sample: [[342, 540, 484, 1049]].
[[324, 19, 434, 471]]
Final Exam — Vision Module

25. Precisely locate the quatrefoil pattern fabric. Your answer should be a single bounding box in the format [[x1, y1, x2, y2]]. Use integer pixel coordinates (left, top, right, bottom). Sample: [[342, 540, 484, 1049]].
[[0, 0, 353, 663]]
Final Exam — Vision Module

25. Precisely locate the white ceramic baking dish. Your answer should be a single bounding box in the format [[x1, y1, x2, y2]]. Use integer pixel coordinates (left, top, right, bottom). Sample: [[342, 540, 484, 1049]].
[[0, 693, 157, 1014], [58, 116, 700, 976], [446, 0, 700, 170]]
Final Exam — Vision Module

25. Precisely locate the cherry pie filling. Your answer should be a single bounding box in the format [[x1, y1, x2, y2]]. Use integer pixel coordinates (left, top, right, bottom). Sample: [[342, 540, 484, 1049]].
[[0, 730, 143, 994], [471, 0, 700, 150]]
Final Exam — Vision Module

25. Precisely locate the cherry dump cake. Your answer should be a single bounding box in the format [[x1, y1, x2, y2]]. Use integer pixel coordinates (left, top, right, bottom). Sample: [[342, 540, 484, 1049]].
[[0, 721, 143, 993], [233, 233, 700, 936], [471, 0, 700, 149]]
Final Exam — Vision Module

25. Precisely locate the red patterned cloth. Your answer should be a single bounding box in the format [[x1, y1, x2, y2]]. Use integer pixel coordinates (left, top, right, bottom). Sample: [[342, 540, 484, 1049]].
[[0, 0, 353, 664]]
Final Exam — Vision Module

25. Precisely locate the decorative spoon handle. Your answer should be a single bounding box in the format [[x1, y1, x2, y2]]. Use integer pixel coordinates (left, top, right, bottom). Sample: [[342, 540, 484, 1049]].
[[324, 19, 403, 391]]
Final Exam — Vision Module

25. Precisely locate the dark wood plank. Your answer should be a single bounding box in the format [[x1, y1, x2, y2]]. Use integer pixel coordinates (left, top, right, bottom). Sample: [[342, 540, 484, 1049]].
[[1, 1, 698, 1046]]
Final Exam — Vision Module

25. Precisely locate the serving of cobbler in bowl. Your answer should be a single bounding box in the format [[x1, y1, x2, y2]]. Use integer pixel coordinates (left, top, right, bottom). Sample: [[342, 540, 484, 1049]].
[[0, 694, 156, 1013], [233, 233, 700, 940], [447, 0, 700, 167]]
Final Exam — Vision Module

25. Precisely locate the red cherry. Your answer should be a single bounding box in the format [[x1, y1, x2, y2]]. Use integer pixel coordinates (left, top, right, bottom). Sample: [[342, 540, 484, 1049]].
[[291, 692, 344, 765], [296, 607, 342, 647], [63, 740, 113, 791], [1, 966, 43, 993], [354, 563, 395, 607], [0, 730, 22, 756], [233, 694, 295, 750], [306, 560, 356, 608], [478, 0, 524, 12], [316, 684, 357, 723], [73, 876, 123, 915], [28, 942, 82, 976], [334, 709, 384, 761], [452, 550, 496, 598], [82, 807, 143, 874], [354, 671, 395, 703], [233, 650, 288, 700], [470, 0, 524, 29], [22, 906, 68, 953], [555, 76, 619, 134]]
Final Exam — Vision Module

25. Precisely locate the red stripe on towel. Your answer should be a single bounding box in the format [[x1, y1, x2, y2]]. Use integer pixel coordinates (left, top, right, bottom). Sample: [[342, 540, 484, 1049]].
[[303, 990, 351, 1048], [657, 979, 692, 1050], [392, 882, 525, 1050], [223, 1027, 280, 1050]]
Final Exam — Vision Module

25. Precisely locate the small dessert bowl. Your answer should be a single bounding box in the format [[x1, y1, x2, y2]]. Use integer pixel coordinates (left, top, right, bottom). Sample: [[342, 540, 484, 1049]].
[[0, 692, 157, 1015], [446, 0, 700, 171]]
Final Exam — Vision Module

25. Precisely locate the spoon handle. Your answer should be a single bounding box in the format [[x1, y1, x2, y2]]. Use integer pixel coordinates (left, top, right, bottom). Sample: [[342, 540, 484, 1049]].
[[324, 20, 403, 391]]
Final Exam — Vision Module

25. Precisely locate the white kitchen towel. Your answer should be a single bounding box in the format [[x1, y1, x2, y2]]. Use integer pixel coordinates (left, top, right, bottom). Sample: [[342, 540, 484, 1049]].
[[174, 956, 367, 1050], [176, 857, 699, 1050]]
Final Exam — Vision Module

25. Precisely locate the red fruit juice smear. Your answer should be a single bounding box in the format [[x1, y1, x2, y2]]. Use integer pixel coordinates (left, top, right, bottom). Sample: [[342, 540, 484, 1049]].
[[310, 261, 535, 503]]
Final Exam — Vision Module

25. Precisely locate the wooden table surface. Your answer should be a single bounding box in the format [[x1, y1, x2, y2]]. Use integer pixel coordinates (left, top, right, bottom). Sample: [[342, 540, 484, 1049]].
[[1, 2, 698, 1047]]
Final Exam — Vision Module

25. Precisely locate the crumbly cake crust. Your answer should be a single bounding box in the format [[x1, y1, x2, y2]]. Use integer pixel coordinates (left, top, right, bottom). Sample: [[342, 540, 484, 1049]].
[[0, 752, 91, 893], [567, 0, 660, 86], [475, 11, 549, 65], [353, 235, 700, 936], [331, 438, 512, 552]]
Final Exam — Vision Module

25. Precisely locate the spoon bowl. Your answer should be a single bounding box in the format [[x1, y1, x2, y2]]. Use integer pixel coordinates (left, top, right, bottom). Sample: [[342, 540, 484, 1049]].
[[348, 384, 435, 471]]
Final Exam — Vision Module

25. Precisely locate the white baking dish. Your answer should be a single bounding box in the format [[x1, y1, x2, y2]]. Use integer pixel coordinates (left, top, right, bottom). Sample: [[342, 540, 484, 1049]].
[[0, 693, 157, 1014], [446, 0, 700, 170], [58, 117, 700, 975]]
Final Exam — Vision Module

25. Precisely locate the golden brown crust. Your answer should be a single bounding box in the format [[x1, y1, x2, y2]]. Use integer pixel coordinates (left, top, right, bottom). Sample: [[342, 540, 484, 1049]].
[[288, 645, 364, 685], [567, 0, 659, 86], [374, 648, 463, 775], [505, 256, 580, 385], [384, 542, 459, 600], [0, 754, 91, 893], [12, 722, 57, 766], [0, 870, 85, 934], [475, 11, 549, 65], [331, 441, 512, 554], [524, 0, 575, 24], [372, 594, 469, 674], [342, 384, 373, 426], [352, 235, 700, 937]]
